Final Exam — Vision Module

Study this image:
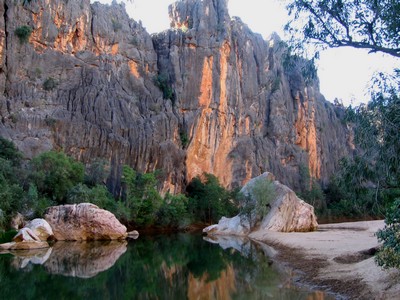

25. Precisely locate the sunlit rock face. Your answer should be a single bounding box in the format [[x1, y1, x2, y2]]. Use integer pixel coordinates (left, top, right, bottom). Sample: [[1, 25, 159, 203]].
[[0, 0, 351, 194], [203, 172, 318, 234], [44, 203, 127, 241]]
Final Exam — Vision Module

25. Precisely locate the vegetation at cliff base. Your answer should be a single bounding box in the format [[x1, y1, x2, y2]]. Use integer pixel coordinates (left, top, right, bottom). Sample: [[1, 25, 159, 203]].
[[0, 137, 239, 230]]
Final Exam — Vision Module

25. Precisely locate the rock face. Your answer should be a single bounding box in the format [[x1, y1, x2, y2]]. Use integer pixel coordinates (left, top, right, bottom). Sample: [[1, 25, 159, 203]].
[[44, 203, 127, 241], [25, 218, 54, 241], [0, 0, 352, 194], [203, 172, 318, 235]]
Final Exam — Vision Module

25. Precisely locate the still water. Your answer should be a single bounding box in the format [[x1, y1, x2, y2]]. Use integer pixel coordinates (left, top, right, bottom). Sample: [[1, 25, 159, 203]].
[[0, 233, 331, 299]]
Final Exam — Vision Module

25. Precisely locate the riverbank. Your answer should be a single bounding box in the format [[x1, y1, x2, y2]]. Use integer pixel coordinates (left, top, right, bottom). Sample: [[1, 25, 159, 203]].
[[251, 220, 400, 299]]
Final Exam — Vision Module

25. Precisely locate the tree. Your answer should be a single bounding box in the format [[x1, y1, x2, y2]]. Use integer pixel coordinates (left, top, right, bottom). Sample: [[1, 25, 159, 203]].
[[0, 137, 22, 166], [239, 178, 275, 227], [121, 166, 162, 226], [186, 173, 238, 224], [30, 151, 84, 204], [376, 199, 400, 269], [285, 0, 400, 57]]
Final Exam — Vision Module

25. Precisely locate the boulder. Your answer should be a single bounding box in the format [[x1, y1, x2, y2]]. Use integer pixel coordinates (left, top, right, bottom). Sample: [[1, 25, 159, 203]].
[[25, 219, 54, 241], [203, 172, 318, 236], [44, 203, 127, 241], [127, 230, 140, 239], [202, 216, 250, 236], [13, 228, 41, 242]]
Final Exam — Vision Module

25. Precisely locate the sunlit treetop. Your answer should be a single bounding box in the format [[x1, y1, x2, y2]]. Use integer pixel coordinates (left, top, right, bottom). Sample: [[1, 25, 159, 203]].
[[285, 0, 400, 58]]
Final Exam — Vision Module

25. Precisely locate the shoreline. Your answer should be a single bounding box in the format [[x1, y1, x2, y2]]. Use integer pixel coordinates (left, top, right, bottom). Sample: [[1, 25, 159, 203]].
[[251, 220, 400, 299]]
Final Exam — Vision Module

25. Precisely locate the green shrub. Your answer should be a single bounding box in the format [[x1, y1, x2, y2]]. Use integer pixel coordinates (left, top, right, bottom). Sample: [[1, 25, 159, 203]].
[[122, 166, 163, 226], [30, 151, 85, 204], [376, 199, 400, 269], [186, 173, 238, 224], [43, 77, 58, 91], [179, 130, 189, 148], [239, 178, 275, 227], [112, 19, 122, 32], [15, 25, 32, 43], [157, 193, 189, 228], [154, 74, 174, 101], [0, 137, 22, 166]]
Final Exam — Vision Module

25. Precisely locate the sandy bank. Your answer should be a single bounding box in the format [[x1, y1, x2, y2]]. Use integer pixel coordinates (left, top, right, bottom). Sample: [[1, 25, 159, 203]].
[[251, 220, 400, 299]]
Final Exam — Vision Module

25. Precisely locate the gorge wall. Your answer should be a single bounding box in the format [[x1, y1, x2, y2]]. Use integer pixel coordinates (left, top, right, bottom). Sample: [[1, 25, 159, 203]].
[[0, 0, 352, 194]]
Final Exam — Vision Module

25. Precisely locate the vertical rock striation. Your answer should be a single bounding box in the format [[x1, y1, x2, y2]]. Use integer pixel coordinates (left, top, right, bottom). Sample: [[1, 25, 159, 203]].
[[0, 0, 351, 193]]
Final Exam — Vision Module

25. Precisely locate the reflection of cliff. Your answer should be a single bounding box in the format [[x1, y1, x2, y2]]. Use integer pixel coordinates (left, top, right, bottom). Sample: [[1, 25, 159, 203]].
[[44, 241, 127, 278], [188, 265, 236, 300]]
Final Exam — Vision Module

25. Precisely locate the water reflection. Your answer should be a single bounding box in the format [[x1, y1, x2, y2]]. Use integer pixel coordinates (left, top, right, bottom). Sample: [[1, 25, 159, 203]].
[[0, 234, 332, 299]]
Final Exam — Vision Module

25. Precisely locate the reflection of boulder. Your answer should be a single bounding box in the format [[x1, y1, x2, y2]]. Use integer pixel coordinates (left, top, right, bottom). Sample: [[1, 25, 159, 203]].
[[44, 241, 127, 278], [203, 235, 252, 257], [44, 203, 127, 241], [204, 173, 318, 236], [10, 247, 53, 269]]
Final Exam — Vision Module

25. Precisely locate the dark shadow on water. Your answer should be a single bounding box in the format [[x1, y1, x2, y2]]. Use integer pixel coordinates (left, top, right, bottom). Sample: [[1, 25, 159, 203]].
[[0, 234, 333, 299]]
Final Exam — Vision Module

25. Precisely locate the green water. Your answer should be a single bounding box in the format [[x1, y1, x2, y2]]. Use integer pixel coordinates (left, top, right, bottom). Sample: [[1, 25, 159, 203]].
[[0, 234, 330, 299]]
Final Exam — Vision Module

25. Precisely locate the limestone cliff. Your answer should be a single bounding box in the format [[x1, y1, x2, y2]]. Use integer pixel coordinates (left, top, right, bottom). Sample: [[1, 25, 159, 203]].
[[0, 0, 352, 193]]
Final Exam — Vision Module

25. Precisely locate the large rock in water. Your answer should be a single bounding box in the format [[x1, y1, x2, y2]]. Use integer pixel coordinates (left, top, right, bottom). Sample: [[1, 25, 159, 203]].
[[25, 219, 54, 241], [203, 173, 318, 235], [44, 203, 127, 241]]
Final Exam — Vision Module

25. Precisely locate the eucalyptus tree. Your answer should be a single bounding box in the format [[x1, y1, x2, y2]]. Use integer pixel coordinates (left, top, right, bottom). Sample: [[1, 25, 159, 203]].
[[285, 0, 400, 57]]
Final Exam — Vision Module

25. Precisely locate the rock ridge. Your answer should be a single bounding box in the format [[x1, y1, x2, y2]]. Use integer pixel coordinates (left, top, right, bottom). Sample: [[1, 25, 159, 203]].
[[0, 0, 352, 194]]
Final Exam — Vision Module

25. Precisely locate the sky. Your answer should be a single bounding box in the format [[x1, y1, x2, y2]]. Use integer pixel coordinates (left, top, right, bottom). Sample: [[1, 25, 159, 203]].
[[94, 0, 398, 106]]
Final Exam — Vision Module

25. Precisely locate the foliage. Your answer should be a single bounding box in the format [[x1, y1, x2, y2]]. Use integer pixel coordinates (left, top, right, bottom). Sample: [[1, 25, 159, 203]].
[[179, 130, 189, 148], [154, 74, 174, 101], [84, 159, 109, 187], [30, 151, 85, 204], [281, 42, 318, 84], [43, 77, 58, 91], [15, 25, 32, 44], [0, 136, 22, 166], [376, 199, 400, 269], [111, 19, 122, 32], [239, 178, 275, 227], [186, 173, 239, 224], [285, 0, 400, 58], [157, 193, 190, 228], [122, 165, 162, 226]]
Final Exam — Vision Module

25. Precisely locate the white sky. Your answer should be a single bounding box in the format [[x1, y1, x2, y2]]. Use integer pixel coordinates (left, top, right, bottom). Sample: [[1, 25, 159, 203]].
[[94, 0, 398, 106]]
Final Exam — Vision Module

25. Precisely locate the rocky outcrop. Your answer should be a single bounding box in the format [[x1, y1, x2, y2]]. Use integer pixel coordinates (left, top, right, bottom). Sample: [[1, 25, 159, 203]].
[[44, 203, 127, 241], [25, 218, 54, 241], [0, 0, 352, 194], [203, 172, 318, 235], [0, 227, 49, 250]]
